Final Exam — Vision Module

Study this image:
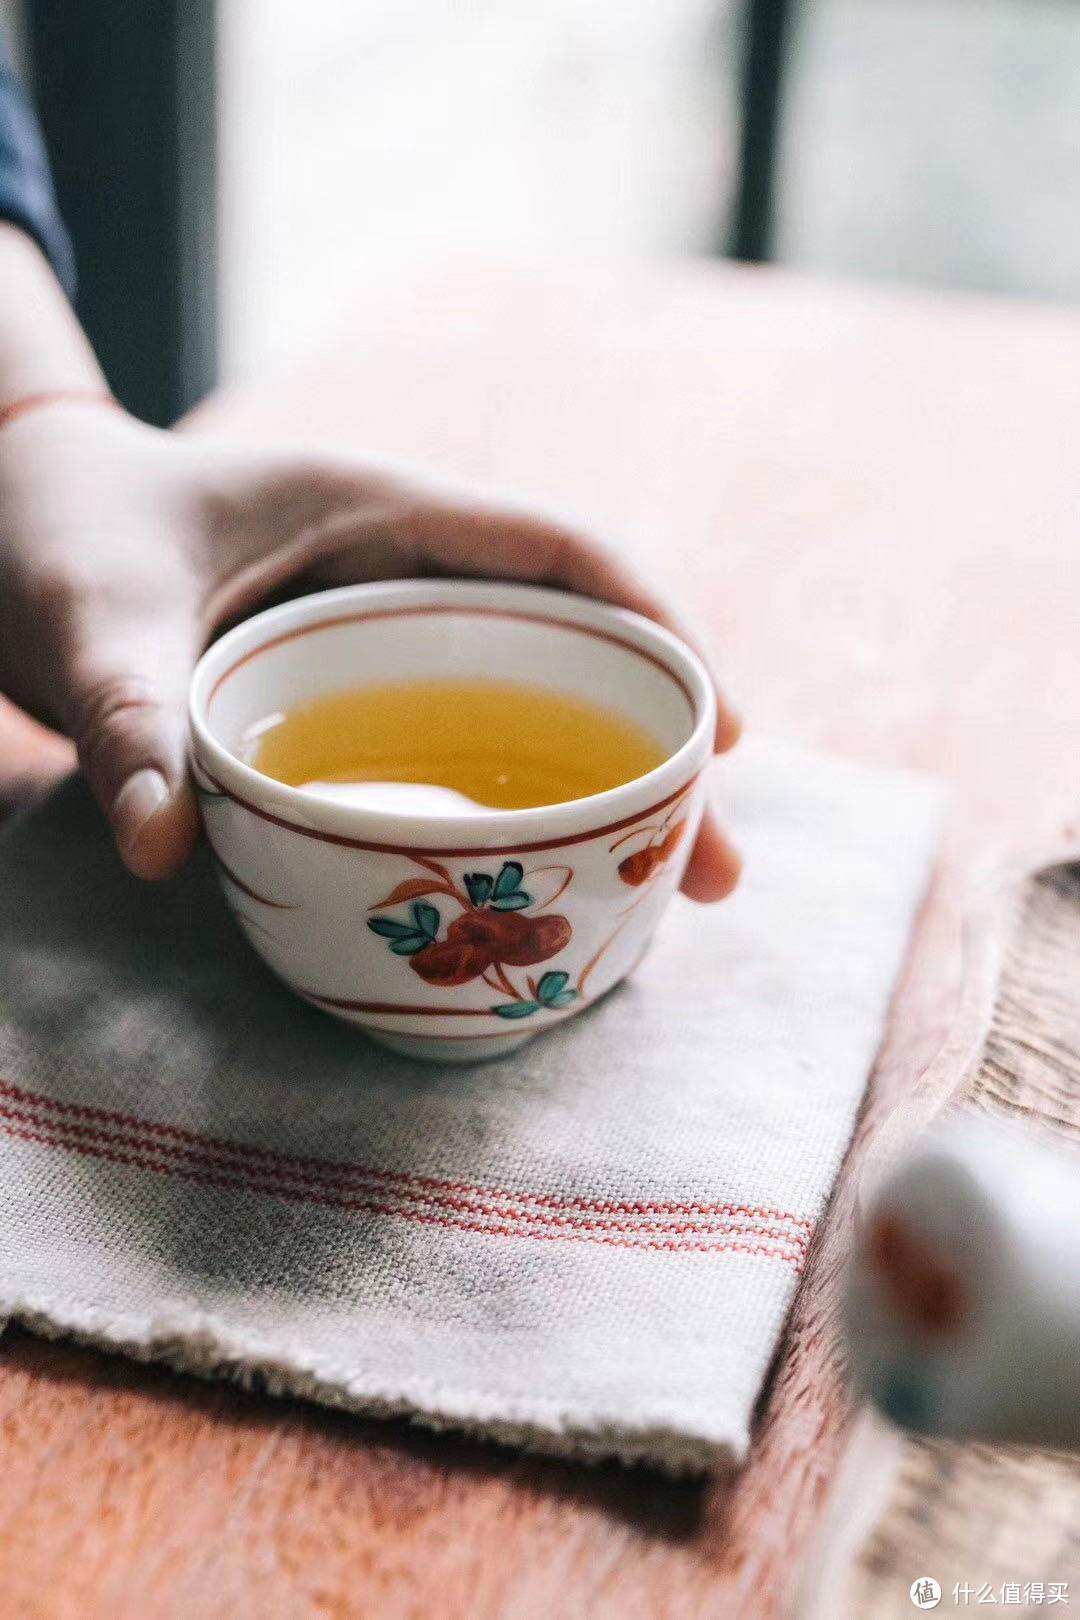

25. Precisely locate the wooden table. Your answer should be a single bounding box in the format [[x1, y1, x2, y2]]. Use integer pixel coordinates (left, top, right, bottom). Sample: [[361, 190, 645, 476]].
[[3, 261, 1080, 1617]]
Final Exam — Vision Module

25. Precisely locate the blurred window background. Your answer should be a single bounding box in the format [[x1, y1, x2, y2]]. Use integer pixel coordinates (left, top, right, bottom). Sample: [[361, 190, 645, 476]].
[[8, 0, 1080, 416], [217, 0, 737, 380]]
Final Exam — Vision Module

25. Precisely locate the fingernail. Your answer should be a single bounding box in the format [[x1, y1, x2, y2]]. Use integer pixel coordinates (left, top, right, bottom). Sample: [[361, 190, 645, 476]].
[[112, 768, 170, 854]]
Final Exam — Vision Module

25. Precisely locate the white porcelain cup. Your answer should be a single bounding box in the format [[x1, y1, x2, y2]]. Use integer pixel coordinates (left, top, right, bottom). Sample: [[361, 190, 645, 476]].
[[189, 579, 716, 1062]]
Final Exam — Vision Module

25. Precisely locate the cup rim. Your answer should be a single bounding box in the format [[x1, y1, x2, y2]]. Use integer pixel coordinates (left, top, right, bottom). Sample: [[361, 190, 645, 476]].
[[189, 579, 716, 848]]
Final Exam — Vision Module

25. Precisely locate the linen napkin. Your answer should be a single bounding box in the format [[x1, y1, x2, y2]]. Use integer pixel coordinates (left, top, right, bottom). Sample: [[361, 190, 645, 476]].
[[0, 738, 941, 1473]]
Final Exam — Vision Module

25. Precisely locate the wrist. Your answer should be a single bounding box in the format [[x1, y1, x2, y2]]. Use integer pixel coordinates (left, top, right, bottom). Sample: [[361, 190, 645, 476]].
[[0, 224, 107, 404]]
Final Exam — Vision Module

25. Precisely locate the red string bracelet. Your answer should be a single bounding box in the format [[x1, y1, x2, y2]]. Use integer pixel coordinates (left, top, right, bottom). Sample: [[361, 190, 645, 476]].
[[0, 388, 118, 434]]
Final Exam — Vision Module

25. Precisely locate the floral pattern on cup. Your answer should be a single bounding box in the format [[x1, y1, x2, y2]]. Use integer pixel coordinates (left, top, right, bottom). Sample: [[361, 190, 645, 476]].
[[196, 750, 699, 1032], [367, 858, 579, 1020], [612, 804, 688, 887]]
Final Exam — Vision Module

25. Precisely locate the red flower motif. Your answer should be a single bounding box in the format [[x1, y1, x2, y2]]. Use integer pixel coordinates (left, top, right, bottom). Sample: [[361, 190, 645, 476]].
[[617, 820, 687, 887], [494, 912, 572, 965], [410, 908, 572, 987]]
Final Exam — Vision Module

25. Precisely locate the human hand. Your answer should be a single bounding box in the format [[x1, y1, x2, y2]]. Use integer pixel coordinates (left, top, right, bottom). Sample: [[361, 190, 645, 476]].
[[0, 400, 741, 896]]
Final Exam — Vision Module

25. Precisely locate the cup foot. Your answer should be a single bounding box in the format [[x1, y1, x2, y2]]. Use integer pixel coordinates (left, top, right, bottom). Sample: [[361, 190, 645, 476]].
[[363, 1029, 535, 1065]]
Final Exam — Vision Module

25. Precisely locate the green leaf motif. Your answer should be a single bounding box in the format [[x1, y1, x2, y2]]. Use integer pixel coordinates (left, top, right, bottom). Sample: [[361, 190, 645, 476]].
[[390, 932, 430, 955], [464, 873, 493, 907], [491, 1001, 540, 1019], [546, 990, 577, 1009], [412, 901, 440, 939], [490, 891, 531, 912], [493, 861, 524, 900], [537, 970, 569, 1004], [368, 917, 414, 940]]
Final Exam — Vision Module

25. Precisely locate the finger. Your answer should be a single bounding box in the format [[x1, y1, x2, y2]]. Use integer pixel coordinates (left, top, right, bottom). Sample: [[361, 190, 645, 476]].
[[69, 672, 199, 880], [64, 596, 201, 880], [680, 806, 742, 903]]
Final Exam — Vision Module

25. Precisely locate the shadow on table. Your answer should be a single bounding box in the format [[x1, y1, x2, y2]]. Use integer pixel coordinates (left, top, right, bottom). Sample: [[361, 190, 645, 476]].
[[1, 1327, 709, 1541]]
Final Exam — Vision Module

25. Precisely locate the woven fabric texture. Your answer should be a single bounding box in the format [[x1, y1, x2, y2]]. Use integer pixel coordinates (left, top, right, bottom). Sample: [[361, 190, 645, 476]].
[[0, 738, 941, 1472]]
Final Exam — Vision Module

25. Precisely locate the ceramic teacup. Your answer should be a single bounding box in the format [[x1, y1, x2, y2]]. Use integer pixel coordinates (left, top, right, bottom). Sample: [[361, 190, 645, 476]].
[[189, 579, 716, 1062]]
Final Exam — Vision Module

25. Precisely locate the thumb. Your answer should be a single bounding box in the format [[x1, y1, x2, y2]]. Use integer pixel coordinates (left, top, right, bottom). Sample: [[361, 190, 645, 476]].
[[66, 622, 200, 881]]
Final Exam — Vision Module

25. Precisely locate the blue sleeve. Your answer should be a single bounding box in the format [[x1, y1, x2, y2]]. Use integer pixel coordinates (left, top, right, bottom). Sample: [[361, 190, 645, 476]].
[[0, 30, 75, 299]]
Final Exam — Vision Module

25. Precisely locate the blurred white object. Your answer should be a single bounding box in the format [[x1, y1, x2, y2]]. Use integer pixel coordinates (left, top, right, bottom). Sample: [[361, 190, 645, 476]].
[[219, 0, 734, 378], [846, 1114, 1080, 1448], [300, 780, 487, 814]]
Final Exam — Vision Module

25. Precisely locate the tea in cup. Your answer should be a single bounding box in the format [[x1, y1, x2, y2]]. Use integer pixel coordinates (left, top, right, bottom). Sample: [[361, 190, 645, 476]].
[[189, 580, 715, 1062]]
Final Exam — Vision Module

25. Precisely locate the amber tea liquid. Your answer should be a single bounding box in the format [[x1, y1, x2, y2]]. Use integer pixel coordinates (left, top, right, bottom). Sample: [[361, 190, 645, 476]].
[[247, 677, 666, 812]]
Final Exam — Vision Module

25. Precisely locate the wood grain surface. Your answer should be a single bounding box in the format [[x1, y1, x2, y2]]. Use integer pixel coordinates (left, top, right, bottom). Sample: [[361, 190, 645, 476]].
[[3, 260, 1080, 1617], [847, 864, 1080, 1617]]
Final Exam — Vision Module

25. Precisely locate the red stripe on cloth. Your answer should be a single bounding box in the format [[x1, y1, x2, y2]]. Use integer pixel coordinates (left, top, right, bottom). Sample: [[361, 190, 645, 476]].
[[0, 1097, 809, 1248], [0, 1079, 813, 1263], [0, 1114, 807, 1264]]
